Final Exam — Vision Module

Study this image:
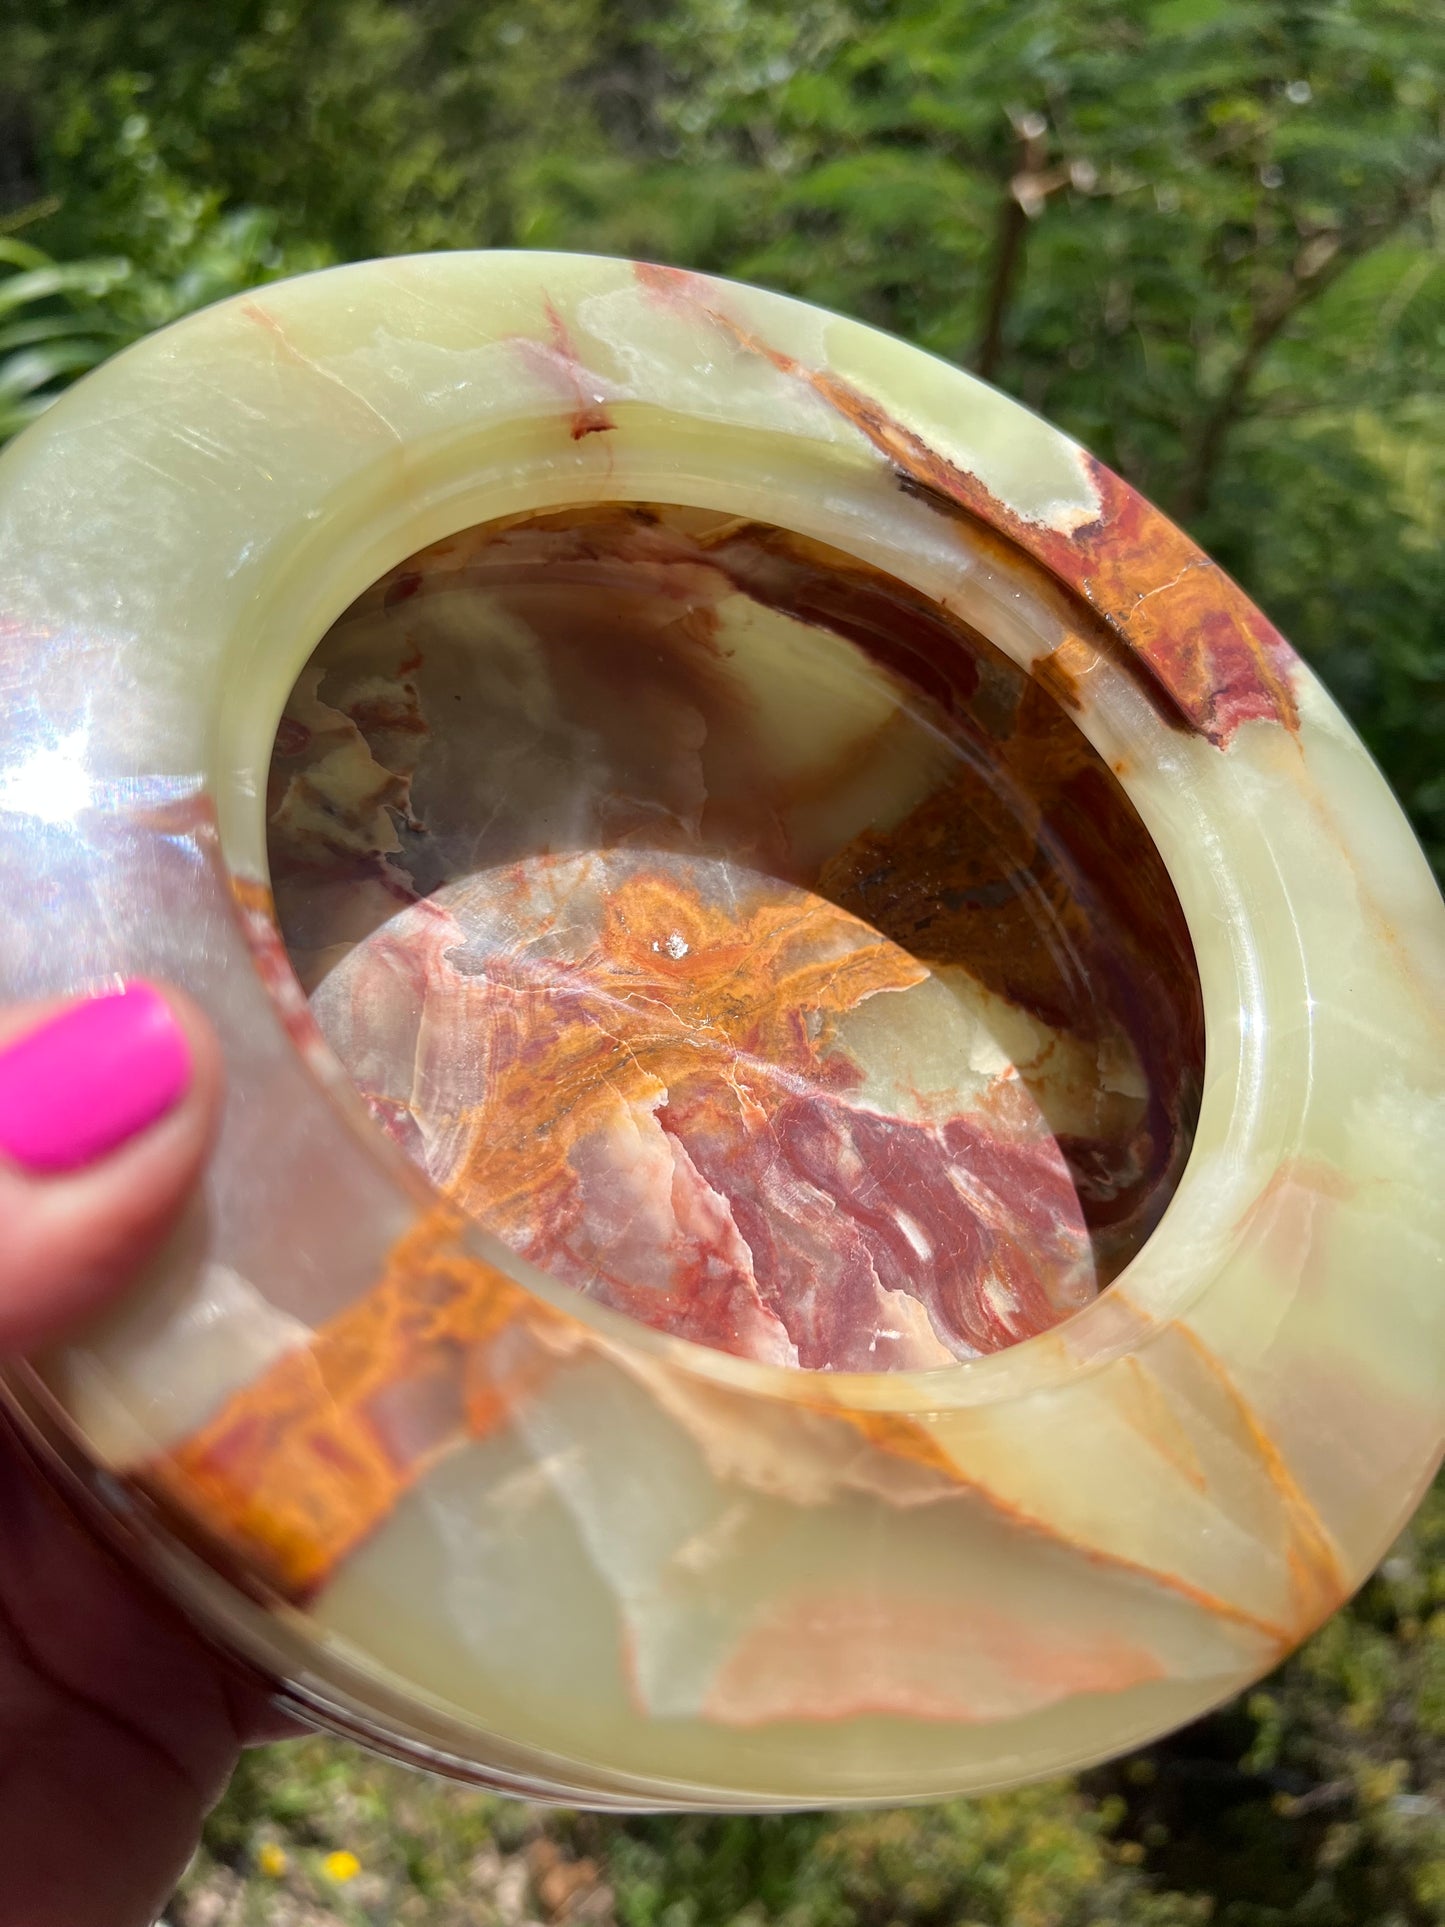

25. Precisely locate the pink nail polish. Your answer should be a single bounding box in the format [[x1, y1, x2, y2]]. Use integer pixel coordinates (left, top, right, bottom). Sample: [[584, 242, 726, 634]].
[[0, 983, 193, 1174]]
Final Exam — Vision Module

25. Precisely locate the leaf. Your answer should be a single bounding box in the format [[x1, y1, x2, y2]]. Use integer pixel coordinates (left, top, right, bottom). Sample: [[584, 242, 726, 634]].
[[0, 259, 130, 318], [0, 313, 121, 354], [0, 340, 110, 404]]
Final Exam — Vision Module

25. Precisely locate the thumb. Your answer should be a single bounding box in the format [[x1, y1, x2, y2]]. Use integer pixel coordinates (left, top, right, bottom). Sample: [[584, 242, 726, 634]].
[[0, 984, 222, 1355]]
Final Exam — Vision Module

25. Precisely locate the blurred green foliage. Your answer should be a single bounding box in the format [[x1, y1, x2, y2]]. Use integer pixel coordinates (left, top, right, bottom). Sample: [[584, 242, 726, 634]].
[[0, 235, 127, 439], [1, 3, 1443, 1921]]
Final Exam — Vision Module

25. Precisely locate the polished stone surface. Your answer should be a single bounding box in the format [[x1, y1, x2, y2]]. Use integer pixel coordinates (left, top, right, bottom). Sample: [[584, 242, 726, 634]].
[[265, 506, 1201, 1372], [0, 252, 1440, 1806]]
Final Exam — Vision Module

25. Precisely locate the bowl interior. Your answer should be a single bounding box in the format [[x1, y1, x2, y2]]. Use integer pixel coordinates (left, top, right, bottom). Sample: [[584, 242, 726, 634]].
[[265, 501, 1203, 1371]]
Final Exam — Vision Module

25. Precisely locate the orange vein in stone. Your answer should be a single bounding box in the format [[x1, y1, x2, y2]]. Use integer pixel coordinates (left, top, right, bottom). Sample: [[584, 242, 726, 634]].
[[1171, 1323, 1346, 1621], [811, 1400, 1321, 1648]]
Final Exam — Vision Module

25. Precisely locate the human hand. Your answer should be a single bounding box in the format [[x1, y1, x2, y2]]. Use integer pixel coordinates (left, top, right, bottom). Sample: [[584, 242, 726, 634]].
[[0, 985, 292, 1927]]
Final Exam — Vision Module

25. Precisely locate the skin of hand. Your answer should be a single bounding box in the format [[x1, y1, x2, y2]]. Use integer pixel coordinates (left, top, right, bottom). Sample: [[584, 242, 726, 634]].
[[0, 988, 297, 1927]]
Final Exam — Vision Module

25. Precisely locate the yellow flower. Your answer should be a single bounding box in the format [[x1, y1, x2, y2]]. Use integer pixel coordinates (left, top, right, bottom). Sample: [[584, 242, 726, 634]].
[[323, 1850, 362, 1884], [257, 1842, 288, 1878]]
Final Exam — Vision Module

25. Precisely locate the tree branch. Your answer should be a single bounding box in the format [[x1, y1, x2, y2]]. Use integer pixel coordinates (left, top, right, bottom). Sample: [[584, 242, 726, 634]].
[[973, 113, 1055, 382], [975, 189, 1028, 381], [1177, 161, 1444, 522]]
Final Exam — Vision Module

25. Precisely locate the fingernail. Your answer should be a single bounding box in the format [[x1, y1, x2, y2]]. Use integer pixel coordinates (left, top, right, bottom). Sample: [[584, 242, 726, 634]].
[[0, 983, 193, 1174]]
